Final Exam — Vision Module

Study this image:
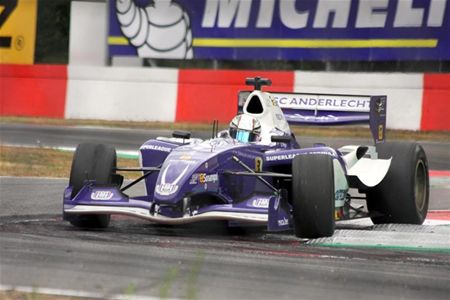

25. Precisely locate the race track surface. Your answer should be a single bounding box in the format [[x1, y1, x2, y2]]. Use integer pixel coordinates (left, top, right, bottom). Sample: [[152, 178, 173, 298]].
[[1, 123, 450, 299], [1, 177, 450, 299]]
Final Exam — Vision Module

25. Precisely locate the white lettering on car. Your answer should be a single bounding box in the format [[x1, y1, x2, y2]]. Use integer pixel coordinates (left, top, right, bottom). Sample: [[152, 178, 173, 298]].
[[140, 144, 172, 153], [278, 217, 289, 226], [273, 94, 370, 112], [252, 198, 270, 208], [91, 191, 114, 201], [156, 184, 179, 196]]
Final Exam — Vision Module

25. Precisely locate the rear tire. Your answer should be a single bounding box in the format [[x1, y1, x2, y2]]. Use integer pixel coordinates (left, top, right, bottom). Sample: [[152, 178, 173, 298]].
[[66, 143, 117, 228], [292, 154, 335, 238], [366, 142, 429, 224]]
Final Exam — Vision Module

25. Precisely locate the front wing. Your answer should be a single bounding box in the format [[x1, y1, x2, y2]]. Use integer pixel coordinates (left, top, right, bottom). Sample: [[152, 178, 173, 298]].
[[63, 183, 290, 231]]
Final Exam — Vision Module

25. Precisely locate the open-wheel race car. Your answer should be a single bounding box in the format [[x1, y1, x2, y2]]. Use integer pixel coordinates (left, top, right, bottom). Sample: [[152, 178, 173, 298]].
[[63, 77, 429, 238]]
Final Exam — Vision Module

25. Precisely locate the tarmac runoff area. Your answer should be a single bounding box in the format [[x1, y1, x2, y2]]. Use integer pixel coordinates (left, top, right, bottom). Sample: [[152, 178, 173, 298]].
[[1, 124, 450, 299]]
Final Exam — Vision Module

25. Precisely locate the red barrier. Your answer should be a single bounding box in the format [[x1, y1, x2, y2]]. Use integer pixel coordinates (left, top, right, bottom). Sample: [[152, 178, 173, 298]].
[[176, 69, 294, 123], [421, 74, 450, 131], [0, 64, 67, 118]]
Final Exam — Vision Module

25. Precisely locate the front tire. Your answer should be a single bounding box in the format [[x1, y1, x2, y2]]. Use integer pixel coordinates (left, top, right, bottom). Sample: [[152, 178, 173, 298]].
[[366, 142, 429, 224], [66, 143, 117, 228], [292, 154, 335, 238]]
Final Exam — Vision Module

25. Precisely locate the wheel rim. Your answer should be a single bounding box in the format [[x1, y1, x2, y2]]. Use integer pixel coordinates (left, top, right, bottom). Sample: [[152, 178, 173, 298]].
[[414, 160, 427, 211]]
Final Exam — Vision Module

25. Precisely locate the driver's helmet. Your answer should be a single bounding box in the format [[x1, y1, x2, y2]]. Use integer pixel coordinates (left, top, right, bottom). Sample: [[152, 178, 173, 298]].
[[229, 114, 261, 143]]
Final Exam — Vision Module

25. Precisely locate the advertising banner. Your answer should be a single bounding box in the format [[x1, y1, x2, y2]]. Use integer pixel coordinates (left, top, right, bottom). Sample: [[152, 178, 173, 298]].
[[108, 0, 450, 61], [0, 0, 37, 64]]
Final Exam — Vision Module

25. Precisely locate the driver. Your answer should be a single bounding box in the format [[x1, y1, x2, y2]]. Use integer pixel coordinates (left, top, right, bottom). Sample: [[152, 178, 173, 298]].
[[229, 114, 261, 143]]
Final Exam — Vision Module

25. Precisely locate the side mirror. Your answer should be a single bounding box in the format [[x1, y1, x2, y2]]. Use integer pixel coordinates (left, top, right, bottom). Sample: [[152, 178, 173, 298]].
[[172, 131, 191, 139], [271, 135, 291, 144]]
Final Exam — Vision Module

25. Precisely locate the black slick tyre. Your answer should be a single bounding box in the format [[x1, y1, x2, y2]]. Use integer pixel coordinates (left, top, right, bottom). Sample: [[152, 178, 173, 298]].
[[366, 142, 429, 224], [66, 143, 117, 228], [292, 154, 335, 238]]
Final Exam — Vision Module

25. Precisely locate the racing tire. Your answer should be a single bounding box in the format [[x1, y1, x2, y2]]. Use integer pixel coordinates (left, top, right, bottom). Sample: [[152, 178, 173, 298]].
[[366, 142, 429, 225], [66, 143, 117, 228], [292, 154, 335, 238]]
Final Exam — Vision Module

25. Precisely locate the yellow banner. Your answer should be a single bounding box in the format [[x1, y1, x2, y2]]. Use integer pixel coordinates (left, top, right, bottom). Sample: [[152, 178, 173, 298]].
[[0, 0, 37, 64]]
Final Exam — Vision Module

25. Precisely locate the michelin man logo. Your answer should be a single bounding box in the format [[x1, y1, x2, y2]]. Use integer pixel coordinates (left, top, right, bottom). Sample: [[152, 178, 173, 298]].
[[116, 0, 193, 59]]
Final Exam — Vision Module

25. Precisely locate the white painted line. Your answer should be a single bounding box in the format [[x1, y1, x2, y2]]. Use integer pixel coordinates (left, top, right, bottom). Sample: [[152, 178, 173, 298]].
[[0, 285, 180, 300], [56, 146, 76, 152], [423, 219, 450, 225], [55, 146, 139, 158], [338, 216, 450, 227]]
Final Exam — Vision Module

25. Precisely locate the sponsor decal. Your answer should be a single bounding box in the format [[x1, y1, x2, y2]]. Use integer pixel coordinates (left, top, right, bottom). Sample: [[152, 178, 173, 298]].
[[285, 114, 340, 122], [156, 163, 189, 196], [375, 98, 386, 114], [199, 173, 218, 184], [270, 96, 278, 107], [278, 217, 289, 226], [335, 189, 346, 202], [156, 183, 179, 196], [190, 173, 219, 184], [308, 150, 334, 156], [109, 1, 450, 61], [378, 125, 384, 141], [168, 159, 197, 165], [140, 144, 172, 153], [110, 0, 192, 59], [91, 191, 114, 201], [266, 153, 298, 162], [179, 155, 192, 160], [252, 198, 269, 208], [255, 157, 263, 172], [189, 173, 199, 185], [274, 95, 370, 112], [266, 150, 334, 162]]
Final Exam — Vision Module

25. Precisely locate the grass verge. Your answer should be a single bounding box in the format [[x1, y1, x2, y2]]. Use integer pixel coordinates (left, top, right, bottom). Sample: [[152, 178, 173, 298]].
[[0, 116, 214, 131], [0, 290, 84, 300], [0, 146, 140, 179]]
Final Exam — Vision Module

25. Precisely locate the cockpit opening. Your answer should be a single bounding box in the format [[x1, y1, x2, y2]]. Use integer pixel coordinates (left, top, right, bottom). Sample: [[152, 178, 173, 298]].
[[246, 95, 264, 114]]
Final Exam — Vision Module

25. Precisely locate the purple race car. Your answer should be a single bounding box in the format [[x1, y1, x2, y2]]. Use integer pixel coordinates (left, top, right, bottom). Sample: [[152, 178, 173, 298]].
[[63, 77, 429, 238]]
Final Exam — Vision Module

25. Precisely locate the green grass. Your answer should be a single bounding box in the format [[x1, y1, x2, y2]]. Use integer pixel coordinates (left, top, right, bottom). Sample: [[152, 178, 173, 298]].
[[159, 266, 180, 299], [186, 252, 205, 300], [0, 146, 140, 179]]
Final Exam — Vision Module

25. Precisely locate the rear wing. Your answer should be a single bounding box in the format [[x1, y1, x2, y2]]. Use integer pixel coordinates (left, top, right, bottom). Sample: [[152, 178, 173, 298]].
[[238, 91, 387, 144]]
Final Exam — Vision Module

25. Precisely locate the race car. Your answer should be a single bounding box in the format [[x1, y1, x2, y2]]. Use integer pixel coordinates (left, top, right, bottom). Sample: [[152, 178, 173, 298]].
[[63, 77, 429, 238]]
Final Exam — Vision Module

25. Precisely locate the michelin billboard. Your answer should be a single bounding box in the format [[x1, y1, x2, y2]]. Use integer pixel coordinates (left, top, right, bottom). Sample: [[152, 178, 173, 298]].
[[108, 0, 450, 60]]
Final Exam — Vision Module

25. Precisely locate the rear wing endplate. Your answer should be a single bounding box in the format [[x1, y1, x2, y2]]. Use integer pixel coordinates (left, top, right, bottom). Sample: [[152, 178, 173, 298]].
[[238, 91, 387, 144]]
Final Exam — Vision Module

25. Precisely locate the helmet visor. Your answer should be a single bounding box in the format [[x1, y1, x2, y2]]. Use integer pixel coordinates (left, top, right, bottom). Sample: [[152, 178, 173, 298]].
[[235, 130, 250, 143]]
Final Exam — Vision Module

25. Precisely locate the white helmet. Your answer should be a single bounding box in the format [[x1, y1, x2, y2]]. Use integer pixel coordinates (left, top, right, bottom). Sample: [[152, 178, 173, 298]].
[[229, 114, 261, 143]]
